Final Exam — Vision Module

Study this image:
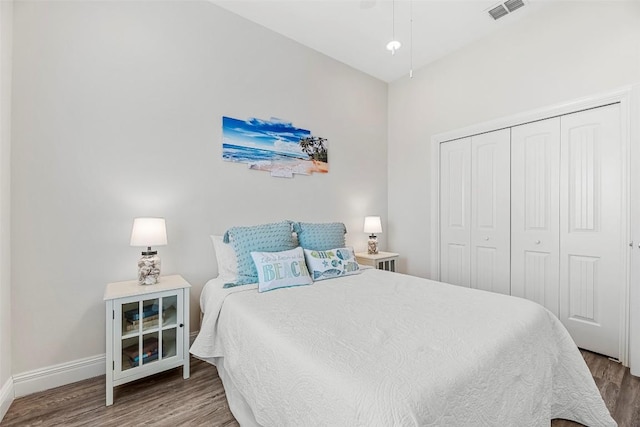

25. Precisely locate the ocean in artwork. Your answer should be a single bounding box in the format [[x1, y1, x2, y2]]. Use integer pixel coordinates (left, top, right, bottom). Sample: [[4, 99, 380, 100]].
[[222, 116, 328, 178], [222, 144, 306, 163]]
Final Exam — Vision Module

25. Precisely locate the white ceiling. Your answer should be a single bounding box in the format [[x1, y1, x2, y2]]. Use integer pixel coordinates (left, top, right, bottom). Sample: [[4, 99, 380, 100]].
[[212, 0, 549, 82]]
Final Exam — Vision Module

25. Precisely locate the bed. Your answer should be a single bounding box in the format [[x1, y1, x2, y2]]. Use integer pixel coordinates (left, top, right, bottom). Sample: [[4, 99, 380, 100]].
[[190, 268, 616, 426]]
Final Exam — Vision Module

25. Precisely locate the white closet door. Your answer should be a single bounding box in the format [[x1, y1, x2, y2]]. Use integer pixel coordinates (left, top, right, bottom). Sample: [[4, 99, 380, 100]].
[[440, 137, 471, 287], [470, 129, 511, 295], [560, 103, 624, 359], [511, 118, 560, 315]]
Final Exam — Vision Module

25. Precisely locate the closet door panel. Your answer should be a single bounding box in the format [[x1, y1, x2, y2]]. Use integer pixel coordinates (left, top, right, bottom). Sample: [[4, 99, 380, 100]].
[[511, 118, 560, 315], [440, 138, 471, 287], [560, 103, 623, 359], [470, 129, 511, 295]]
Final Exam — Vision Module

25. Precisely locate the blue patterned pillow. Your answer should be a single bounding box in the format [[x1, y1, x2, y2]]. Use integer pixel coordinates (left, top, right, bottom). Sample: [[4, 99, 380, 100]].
[[303, 247, 360, 281], [223, 221, 296, 287], [292, 222, 347, 251]]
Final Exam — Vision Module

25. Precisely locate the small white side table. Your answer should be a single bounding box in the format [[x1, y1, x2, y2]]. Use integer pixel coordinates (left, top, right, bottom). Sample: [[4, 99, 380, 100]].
[[355, 251, 399, 272], [104, 274, 191, 406]]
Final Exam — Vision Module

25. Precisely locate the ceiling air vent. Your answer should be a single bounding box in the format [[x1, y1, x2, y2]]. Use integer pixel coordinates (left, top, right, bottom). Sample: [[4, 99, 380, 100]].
[[487, 0, 525, 20], [504, 0, 525, 12], [488, 4, 508, 20]]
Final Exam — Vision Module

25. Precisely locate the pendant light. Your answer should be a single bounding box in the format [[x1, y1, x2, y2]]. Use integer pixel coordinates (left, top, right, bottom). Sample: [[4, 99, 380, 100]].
[[386, 0, 401, 55]]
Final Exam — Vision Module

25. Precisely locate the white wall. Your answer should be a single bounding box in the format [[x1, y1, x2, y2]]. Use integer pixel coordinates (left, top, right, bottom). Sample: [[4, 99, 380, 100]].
[[388, 1, 640, 278], [11, 1, 388, 375], [0, 0, 13, 414]]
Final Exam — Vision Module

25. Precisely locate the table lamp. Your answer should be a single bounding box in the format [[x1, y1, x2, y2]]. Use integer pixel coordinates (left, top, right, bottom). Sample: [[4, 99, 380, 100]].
[[130, 217, 167, 285], [364, 216, 382, 255]]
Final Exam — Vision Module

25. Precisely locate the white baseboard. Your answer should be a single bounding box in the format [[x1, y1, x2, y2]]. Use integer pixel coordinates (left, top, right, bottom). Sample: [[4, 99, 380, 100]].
[[13, 354, 105, 398], [10, 330, 201, 399], [0, 376, 14, 422]]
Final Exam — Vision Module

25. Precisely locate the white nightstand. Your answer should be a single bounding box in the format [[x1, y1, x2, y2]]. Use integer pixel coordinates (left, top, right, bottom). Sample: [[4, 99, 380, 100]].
[[355, 251, 400, 272], [104, 274, 191, 406]]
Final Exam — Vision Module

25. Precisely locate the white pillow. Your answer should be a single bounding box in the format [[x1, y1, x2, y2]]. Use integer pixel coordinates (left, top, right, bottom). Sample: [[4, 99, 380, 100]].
[[303, 247, 360, 281], [250, 247, 313, 293], [211, 235, 238, 281]]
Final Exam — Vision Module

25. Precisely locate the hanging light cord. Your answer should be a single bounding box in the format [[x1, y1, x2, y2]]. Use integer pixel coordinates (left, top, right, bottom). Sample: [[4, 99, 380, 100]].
[[393, 0, 397, 40], [392, 0, 397, 55], [386, 0, 402, 55], [410, 0, 414, 78]]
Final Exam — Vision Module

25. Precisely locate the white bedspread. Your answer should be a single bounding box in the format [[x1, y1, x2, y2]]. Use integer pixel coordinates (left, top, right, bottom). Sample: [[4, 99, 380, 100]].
[[190, 269, 616, 427]]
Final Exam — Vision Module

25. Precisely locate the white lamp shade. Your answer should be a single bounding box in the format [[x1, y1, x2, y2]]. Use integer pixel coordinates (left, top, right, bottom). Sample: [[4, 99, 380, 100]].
[[130, 217, 168, 247], [363, 216, 382, 234]]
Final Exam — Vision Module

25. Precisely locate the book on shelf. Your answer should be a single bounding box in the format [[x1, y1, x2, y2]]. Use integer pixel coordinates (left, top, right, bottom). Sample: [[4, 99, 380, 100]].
[[124, 304, 160, 322], [123, 337, 159, 367], [131, 349, 159, 367], [125, 314, 160, 331]]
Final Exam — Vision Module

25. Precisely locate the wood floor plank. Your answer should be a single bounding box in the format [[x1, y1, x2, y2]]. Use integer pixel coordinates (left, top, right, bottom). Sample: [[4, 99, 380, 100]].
[[613, 369, 640, 427], [582, 350, 626, 385], [1, 351, 636, 426], [594, 377, 621, 416]]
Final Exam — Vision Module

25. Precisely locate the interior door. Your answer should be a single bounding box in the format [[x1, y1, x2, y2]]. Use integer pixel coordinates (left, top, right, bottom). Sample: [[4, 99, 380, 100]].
[[511, 118, 561, 315], [439, 137, 471, 287], [559, 103, 624, 359], [470, 129, 511, 295]]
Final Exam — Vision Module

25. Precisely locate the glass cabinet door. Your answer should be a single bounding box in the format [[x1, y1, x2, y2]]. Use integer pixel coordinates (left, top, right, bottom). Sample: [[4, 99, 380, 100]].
[[161, 295, 178, 359], [115, 290, 183, 378]]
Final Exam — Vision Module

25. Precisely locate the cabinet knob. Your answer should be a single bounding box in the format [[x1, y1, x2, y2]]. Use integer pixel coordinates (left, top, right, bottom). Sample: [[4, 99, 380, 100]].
[[535, 240, 541, 245], [179, 323, 184, 328], [484, 237, 489, 241]]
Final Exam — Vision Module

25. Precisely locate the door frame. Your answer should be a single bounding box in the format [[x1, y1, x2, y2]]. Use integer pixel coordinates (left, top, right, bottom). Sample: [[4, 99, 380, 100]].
[[430, 85, 639, 369]]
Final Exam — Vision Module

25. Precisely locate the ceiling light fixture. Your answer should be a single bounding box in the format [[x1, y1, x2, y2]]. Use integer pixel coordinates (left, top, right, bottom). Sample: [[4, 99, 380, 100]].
[[386, 0, 401, 55], [386, 40, 401, 53]]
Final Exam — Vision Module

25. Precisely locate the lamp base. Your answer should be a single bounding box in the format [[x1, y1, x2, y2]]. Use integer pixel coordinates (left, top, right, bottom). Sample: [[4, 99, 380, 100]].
[[367, 235, 379, 255], [138, 253, 161, 285]]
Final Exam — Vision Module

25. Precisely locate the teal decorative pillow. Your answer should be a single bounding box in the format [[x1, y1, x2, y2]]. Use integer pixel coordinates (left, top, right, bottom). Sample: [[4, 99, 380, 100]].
[[293, 222, 347, 251], [303, 247, 360, 281], [223, 221, 296, 287], [251, 247, 312, 292]]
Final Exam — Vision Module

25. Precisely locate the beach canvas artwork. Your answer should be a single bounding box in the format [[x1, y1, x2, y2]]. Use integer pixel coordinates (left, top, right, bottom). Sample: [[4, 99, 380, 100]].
[[222, 116, 328, 178]]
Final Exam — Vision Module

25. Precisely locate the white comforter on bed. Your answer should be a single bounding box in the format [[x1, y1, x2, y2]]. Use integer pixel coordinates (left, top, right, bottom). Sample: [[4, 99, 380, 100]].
[[190, 269, 616, 427]]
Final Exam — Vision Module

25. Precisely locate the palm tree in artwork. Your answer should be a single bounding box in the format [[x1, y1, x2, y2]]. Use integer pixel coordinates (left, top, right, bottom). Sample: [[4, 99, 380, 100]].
[[299, 136, 328, 163]]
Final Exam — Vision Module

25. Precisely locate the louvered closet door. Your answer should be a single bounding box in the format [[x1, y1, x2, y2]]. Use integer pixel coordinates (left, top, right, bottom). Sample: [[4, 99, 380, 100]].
[[470, 129, 511, 295], [560, 104, 624, 359], [439, 137, 471, 287], [511, 118, 560, 316]]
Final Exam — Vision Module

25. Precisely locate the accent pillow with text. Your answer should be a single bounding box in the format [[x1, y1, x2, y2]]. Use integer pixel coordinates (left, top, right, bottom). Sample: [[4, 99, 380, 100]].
[[251, 247, 313, 292]]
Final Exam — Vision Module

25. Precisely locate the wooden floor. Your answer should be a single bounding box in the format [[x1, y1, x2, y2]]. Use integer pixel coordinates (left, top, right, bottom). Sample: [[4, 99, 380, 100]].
[[1, 356, 238, 427], [1, 350, 638, 426]]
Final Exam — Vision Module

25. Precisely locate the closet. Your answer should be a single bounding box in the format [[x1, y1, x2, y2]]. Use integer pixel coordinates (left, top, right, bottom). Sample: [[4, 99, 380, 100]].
[[439, 103, 624, 359], [440, 129, 510, 295], [510, 118, 560, 316]]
